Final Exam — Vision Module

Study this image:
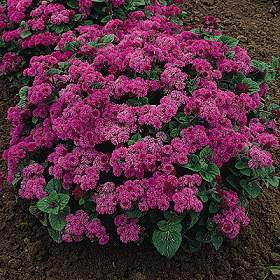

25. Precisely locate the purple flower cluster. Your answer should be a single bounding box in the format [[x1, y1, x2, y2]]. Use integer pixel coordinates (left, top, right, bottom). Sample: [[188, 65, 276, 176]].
[[0, 52, 22, 74], [114, 214, 142, 243], [214, 190, 250, 239], [248, 147, 273, 169], [28, 2, 75, 29], [62, 210, 109, 245], [19, 163, 47, 199], [48, 146, 110, 190]]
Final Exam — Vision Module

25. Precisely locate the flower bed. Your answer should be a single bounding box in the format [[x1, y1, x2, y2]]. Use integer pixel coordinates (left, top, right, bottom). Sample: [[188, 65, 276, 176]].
[[1, 1, 280, 257]]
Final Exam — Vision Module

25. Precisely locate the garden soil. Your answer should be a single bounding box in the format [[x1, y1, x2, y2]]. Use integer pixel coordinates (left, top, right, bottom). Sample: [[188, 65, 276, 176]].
[[0, 0, 280, 279]]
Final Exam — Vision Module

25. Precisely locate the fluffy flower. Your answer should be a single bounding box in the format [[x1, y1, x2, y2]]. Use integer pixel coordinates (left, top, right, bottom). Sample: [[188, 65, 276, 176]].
[[114, 215, 142, 243]]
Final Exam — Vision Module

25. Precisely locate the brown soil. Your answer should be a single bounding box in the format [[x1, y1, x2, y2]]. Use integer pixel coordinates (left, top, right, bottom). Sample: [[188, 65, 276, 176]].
[[0, 0, 280, 279]]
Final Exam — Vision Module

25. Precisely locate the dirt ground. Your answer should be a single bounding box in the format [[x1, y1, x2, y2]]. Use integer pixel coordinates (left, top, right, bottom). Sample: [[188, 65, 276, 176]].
[[0, 0, 280, 279]]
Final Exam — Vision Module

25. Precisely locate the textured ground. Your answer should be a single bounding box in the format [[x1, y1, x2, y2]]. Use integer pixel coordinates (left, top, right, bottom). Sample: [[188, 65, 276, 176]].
[[0, 0, 279, 279]]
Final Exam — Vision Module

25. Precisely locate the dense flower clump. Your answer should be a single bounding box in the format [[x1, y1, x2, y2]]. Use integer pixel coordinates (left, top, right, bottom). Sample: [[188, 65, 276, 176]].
[[2, 1, 280, 257], [0, 0, 184, 82]]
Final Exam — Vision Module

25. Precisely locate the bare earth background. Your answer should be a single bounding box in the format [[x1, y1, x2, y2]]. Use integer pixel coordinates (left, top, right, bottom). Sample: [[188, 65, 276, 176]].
[[0, 0, 279, 279]]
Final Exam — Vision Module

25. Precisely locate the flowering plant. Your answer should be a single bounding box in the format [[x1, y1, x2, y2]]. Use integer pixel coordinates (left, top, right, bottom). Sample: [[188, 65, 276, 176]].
[[2, 3, 280, 257], [0, 0, 185, 85]]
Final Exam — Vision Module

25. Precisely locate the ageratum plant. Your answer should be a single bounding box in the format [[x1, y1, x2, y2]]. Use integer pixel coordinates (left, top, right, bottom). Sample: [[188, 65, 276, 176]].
[[0, 0, 185, 84], [3, 5, 280, 257]]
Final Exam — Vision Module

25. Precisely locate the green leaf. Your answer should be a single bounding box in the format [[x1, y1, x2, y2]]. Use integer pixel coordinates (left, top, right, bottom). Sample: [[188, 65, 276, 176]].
[[211, 191, 222, 203], [190, 28, 202, 35], [183, 154, 201, 172], [163, 212, 186, 224], [168, 121, 178, 130], [175, 112, 189, 124], [58, 193, 70, 210], [271, 56, 279, 70], [47, 191, 59, 201], [63, 41, 81, 51], [67, 0, 79, 9], [265, 69, 277, 81], [186, 212, 200, 230], [101, 34, 115, 44], [187, 78, 197, 93], [242, 78, 260, 94], [21, 30, 32, 39], [251, 59, 269, 71], [268, 266, 280, 276], [266, 176, 279, 188], [83, 20, 94, 25], [47, 227, 62, 243], [84, 200, 96, 213], [157, 221, 182, 232], [49, 212, 67, 231], [0, 39, 5, 48], [58, 61, 70, 70], [268, 103, 280, 111], [18, 86, 28, 98], [199, 146, 213, 160], [12, 172, 21, 186], [126, 209, 144, 219], [37, 191, 63, 214], [114, 8, 126, 20], [37, 197, 59, 214], [188, 239, 202, 252], [152, 230, 182, 258], [205, 34, 222, 42], [126, 0, 146, 10], [235, 159, 248, 170], [32, 117, 38, 124], [208, 163, 220, 176], [126, 97, 148, 106], [53, 25, 64, 34], [101, 15, 111, 23], [79, 198, 85, 206], [170, 128, 180, 138], [72, 13, 82, 21], [211, 231, 223, 250], [209, 201, 220, 214], [47, 68, 63, 75], [220, 36, 239, 49], [200, 171, 215, 183], [239, 194, 249, 207], [198, 186, 208, 203], [18, 86, 29, 107], [45, 179, 62, 194], [240, 168, 251, 176], [226, 51, 235, 59], [240, 180, 261, 198], [195, 230, 210, 243], [199, 159, 208, 171], [230, 73, 245, 88], [144, 9, 153, 18], [200, 163, 219, 183], [128, 133, 142, 146], [158, 0, 168, 5]]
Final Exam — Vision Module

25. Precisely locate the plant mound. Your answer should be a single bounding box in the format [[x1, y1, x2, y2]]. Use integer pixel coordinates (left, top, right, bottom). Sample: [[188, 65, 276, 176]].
[[2, 2, 280, 257]]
